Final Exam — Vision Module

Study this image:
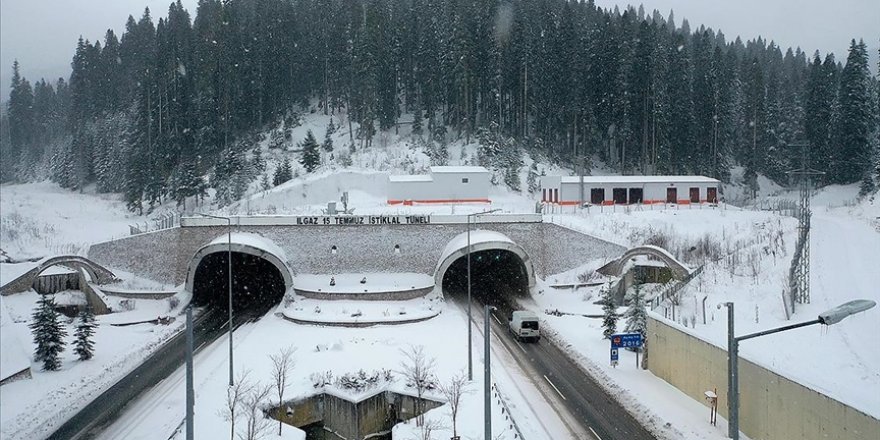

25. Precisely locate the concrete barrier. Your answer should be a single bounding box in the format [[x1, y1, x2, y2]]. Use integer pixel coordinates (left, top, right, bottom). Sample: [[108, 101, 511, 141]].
[[647, 316, 879, 440]]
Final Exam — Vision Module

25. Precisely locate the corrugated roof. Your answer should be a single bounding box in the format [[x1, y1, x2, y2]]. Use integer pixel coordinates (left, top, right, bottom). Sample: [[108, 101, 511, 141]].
[[558, 175, 720, 184]]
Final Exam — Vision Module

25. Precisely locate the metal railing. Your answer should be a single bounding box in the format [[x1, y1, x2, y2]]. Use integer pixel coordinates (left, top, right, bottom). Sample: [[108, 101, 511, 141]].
[[650, 265, 705, 310], [129, 212, 180, 235], [492, 382, 526, 440]]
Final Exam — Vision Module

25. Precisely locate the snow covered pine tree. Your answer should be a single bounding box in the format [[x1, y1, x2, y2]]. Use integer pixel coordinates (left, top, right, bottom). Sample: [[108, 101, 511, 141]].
[[29, 294, 67, 371]]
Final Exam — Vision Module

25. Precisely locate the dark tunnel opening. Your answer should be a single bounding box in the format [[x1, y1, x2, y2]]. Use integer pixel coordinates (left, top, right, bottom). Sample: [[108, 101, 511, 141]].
[[442, 249, 528, 313], [192, 252, 286, 316]]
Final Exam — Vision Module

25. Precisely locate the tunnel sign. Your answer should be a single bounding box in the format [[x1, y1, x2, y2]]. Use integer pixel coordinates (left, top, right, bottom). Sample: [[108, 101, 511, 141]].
[[295, 215, 432, 225], [611, 333, 642, 349]]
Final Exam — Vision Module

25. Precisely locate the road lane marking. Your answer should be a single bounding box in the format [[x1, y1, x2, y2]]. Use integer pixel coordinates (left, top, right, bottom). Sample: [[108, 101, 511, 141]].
[[589, 426, 602, 440], [492, 313, 503, 326], [543, 375, 567, 400], [514, 340, 527, 353]]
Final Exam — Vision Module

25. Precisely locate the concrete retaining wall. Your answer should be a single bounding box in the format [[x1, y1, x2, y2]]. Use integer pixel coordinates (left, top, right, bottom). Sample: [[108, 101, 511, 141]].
[[273, 390, 443, 439], [88, 221, 625, 288], [647, 316, 880, 440]]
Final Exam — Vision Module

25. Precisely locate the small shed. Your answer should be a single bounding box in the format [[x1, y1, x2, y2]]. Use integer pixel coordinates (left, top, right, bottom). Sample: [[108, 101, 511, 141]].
[[540, 175, 721, 206], [388, 166, 490, 205]]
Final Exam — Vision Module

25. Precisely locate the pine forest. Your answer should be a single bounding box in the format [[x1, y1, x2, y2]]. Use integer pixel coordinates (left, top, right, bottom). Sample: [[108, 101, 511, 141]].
[[2, 0, 879, 213]]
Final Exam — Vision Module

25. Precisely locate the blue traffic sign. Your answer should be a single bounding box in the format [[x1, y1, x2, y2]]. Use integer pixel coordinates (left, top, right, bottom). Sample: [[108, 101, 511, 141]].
[[611, 333, 642, 349], [610, 348, 619, 362]]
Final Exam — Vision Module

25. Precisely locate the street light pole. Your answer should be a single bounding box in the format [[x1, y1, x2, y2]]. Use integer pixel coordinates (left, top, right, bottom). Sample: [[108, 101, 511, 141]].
[[484, 304, 495, 440], [466, 209, 501, 381], [199, 213, 235, 387], [724, 299, 875, 439]]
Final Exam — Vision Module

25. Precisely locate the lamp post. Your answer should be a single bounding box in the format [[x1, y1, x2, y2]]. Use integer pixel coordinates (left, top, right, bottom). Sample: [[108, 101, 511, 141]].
[[484, 304, 496, 440], [198, 212, 235, 387], [723, 299, 875, 439], [466, 209, 501, 381]]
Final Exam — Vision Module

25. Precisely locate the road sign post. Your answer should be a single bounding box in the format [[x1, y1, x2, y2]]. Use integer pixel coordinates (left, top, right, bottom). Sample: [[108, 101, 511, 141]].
[[610, 333, 643, 368]]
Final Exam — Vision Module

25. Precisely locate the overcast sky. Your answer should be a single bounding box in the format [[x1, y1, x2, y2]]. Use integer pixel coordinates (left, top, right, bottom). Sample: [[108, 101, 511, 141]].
[[1, 0, 877, 94]]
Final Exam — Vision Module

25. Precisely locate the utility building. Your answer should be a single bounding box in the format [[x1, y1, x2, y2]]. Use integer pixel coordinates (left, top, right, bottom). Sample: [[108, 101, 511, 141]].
[[540, 175, 721, 206], [388, 166, 490, 205]]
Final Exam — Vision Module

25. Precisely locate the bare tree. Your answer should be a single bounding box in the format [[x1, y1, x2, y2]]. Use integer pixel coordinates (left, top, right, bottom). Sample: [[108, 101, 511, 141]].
[[239, 382, 273, 440], [417, 418, 444, 440], [438, 371, 469, 438], [269, 346, 295, 435], [399, 345, 437, 427], [219, 370, 254, 440]]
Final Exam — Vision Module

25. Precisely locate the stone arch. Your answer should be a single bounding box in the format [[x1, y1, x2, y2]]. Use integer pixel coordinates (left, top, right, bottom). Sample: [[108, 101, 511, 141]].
[[184, 233, 294, 294], [0, 255, 120, 295], [596, 245, 690, 279], [433, 230, 536, 292]]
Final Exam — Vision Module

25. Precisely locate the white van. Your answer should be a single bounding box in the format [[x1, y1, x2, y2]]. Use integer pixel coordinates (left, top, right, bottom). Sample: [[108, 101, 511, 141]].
[[508, 311, 540, 342]]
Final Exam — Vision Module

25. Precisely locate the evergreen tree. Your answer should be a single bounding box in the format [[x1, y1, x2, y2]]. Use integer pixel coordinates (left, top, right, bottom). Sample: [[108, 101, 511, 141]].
[[74, 307, 97, 361], [526, 162, 540, 194], [504, 161, 521, 191], [601, 286, 618, 340], [323, 120, 335, 152], [623, 285, 647, 342], [252, 147, 266, 173], [834, 40, 872, 184], [29, 295, 67, 371], [273, 157, 293, 186], [300, 130, 321, 172]]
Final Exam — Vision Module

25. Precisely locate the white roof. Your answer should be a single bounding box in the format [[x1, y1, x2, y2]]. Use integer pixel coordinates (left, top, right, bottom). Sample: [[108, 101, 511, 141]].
[[558, 175, 720, 184], [388, 175, 433, 182], [0, 297, 30, 382], [429, 166, 488, 174]]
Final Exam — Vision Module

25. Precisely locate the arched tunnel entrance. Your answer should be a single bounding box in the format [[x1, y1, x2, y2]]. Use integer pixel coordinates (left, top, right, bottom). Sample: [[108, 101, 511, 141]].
[[441, 249, 530, 310], [191, 252, 286, 316]]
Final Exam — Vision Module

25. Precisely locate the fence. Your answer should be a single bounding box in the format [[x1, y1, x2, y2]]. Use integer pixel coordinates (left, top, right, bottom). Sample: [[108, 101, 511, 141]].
[[129, 212, 179, 235], [649, 264, 705, 310], [542, 201, 721, 215]]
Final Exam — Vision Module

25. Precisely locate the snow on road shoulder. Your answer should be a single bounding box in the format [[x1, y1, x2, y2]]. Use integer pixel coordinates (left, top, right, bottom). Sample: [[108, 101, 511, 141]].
[[0, 291, 185, 440]]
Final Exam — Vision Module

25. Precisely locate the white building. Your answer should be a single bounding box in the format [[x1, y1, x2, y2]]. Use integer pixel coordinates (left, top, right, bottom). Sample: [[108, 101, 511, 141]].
[[388, 166, 490, 205], [540, 175, 721, 206]]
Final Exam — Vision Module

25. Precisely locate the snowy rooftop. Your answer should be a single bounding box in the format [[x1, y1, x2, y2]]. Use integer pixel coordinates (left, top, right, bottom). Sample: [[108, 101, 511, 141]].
[[429, 166, 488, 174], [556, 175, 720, 184], [0, 296, 30, 382], [388, 175, 433, 182]]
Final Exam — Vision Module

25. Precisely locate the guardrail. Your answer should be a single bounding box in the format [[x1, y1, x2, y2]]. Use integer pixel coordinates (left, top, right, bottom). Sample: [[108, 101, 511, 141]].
[[492, 382, 526, 440]]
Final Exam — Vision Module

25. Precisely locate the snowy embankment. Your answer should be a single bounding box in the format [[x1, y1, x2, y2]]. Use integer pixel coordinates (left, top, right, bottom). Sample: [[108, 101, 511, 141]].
[[535, 186, 880, 425], [0, 291, 186, 440]]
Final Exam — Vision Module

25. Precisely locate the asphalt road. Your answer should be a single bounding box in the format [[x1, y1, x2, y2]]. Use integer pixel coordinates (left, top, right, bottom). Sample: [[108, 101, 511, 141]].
[[49, 308, 232, 440], [470, 298, 657, 440]]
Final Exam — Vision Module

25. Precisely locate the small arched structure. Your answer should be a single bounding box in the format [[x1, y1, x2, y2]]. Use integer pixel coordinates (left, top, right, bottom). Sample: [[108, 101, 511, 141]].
[[434, 230, 535, 300], [597, 245, 691, 279], [0, 255, 120, 295], [185, 233, 293, 310]]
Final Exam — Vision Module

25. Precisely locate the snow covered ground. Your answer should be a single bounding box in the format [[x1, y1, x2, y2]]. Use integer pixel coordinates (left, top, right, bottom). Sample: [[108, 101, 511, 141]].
[[1, 109, 878, 439], [97, 301, 539, 440]]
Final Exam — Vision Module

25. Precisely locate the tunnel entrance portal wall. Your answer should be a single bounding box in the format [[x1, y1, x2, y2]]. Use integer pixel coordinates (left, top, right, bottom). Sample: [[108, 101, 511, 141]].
[[88, 217, 626, 292], [185, 233, 294, 309], [434, 230, 536, 300]]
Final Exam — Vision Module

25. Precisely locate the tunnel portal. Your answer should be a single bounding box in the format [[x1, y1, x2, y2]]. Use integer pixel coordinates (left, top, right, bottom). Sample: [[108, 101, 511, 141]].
[[441, 249, 529, 308], [191, 251, 286, 313]]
